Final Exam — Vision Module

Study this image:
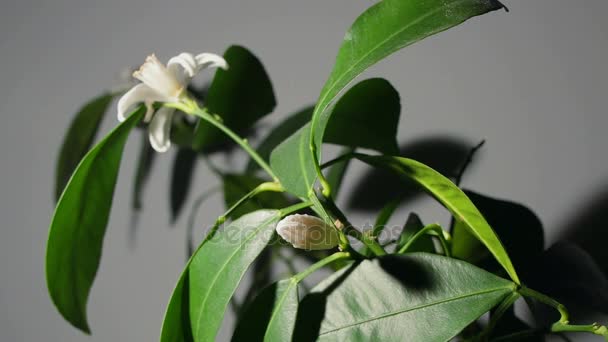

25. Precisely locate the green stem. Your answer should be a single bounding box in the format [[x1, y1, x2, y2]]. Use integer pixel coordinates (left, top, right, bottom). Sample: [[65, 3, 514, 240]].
[[519, 286, 608, 340], [167, 101, 278, 181], [293, 251, 351, 283], [320, 151, 356, 170], [279, 201, 313, 217], [310, 137, 332, 198], [320, 195, 386, 256], [479, 292, 521, 340], [397, 223, 451, 257]]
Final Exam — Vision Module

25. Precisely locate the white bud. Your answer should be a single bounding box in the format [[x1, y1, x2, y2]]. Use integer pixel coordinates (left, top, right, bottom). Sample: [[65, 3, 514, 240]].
[[276, 214, 340, 250]]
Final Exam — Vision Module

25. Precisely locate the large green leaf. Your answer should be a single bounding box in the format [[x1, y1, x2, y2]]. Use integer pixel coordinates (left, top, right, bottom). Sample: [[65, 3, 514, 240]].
[[189, 210, 281, 341], [232, 279, 299, 342], [222, 174, 290, 219], [302, 0, 505, 195], [246, 106, 313, 173], [270, 78, 401, 197], [46, 109, 143, 333], [355, 154, 520, 284], [294, 254, 515, 341], [170, 148, 198, 222], [451, 190, 544, 273], [55, 93, 114, 201], [192, 45, 276, 151]]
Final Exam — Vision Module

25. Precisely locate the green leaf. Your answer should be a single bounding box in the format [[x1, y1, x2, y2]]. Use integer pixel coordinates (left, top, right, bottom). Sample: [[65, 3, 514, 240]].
[[451, 190, 544, 273], [294, 253, 516, 341], [170, 148, 198, 223], [55, 93, 114, 201], [189, 210, 281, 341], [310, 0, 505, 146], [46, 108, 143, 333], [232, 279, 299, 342], [270, 78, 401, 197], [323, 78, 400, 154], [222, 174, 290, 219], [132, 131, 157, 210], [354, 154, 520, 284], [395, 213, 435, 253], [193, 45, 276, 151], [160, 270, 194, 342], [246, 106, 313, 172]]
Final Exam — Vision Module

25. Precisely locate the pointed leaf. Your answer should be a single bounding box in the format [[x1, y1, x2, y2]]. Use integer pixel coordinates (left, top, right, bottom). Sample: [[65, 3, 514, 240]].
[[189, 210, 281, 341], [294, 254, 515, 341], [395, 213, 435, 253], [55, 93, 114, 201], [232, 279, 299, 342], [354, 154, 520, 284], [46, 109, 143, 333], [193, 45, 276, 151]]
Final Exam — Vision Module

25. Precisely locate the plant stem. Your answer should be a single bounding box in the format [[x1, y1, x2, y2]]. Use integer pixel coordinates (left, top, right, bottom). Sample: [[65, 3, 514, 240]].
[[397, 223, 451, 257], [167, 101, 278, 182], [293, 251, 351, 283], [519, 286, 608, 340], [320, 151, 356, 170], [479, 292, 521, 340]]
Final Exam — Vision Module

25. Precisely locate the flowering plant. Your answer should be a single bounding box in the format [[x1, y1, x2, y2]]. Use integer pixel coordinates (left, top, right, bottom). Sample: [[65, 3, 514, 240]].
[[47, 0, 608, 341]]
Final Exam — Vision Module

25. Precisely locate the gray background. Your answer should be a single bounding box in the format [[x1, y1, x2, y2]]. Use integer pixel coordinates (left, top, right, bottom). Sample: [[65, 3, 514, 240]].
[[1, 0, 607, 340]]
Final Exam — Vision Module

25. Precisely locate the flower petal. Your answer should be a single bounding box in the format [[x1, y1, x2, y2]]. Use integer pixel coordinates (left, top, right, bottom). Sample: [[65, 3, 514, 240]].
[[117, 84, 166, 122], [195, 53, 228, 71], [167, 52, 198, 84], [148, 107, 175, 153]]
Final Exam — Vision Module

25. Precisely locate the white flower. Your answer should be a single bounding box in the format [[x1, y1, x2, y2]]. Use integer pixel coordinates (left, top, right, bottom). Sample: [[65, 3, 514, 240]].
[[117, 52, 228, 152], [276, 214, 340, 250]]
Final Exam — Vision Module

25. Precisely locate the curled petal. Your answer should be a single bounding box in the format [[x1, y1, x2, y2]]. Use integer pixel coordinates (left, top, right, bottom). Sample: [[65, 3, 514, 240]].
[[148, 107, 175, 153], [167, 52, 199, 84], [195, 53, 228, 71], [117, 84, 167, 122], [133, 54, 184, 99], [276, 214, 340, 250]]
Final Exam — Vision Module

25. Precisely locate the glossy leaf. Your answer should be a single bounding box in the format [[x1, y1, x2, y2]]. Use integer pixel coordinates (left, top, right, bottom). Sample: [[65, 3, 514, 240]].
[[246, 106, 313, 172], [355, 154, 520, 284], [270, 78, 401, 197], [46, 109, 143, 333], [189, 210, 281, 341], [55, 93, 114, 201], [294, 253, 515, 341], [160, 271, 194, 342], [451, 190, 544, 273], [307, 0, 505, 191], [222, 174, 290, 219], [170, 148, 198, 222], [395, 213, 435, 253], [232, 279, 299, 342], [132, 131, 157, 210], [193, 45, 276, 151]]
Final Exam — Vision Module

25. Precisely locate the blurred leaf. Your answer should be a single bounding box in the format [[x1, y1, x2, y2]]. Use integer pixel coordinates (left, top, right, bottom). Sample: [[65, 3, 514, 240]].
[[395, 213, 435, 253], [246, 106, 313, 172], [55, 93, 114, 201], [294, 254, 515, 341], [170, 148, 198, 223], [451, 190, 544, 275], [160, 210, 281, 342], [348, 137, 472, 211], [132, 131, 157, 210], [523, 242, 608, 315], [232, 279, 299, 341], [222, 174, 291, 220], [46, 108, 143, 333], [270, 78, 401, 197], [354, 154, 520, 284], [193, 45, 276, 152]]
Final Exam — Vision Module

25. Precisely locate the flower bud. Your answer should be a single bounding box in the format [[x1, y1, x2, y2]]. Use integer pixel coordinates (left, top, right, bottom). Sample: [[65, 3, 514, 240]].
[[276, 214, 340, 250]]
